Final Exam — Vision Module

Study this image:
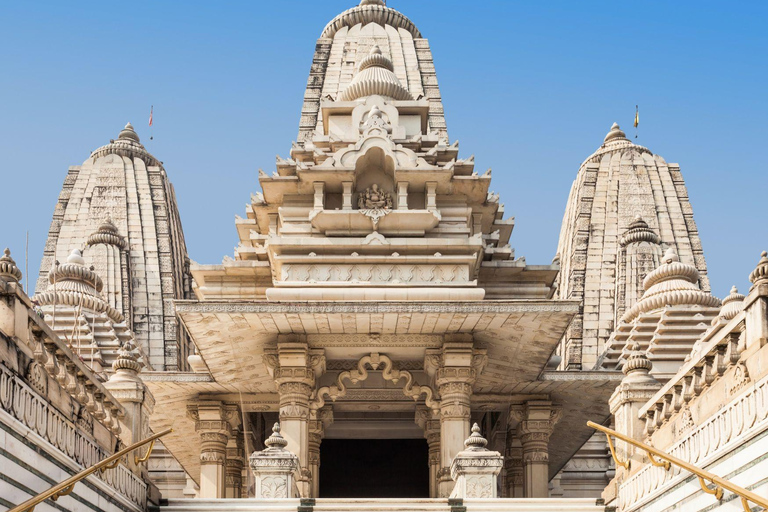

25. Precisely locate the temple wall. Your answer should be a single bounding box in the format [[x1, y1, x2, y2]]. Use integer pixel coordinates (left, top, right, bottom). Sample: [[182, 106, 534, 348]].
[[0, 275, 155, 512]]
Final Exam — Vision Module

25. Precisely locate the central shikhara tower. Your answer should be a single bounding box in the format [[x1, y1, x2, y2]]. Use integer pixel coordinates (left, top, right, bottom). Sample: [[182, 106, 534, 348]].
[[31, 0, 727, 504], [151, 0, 613, 500]]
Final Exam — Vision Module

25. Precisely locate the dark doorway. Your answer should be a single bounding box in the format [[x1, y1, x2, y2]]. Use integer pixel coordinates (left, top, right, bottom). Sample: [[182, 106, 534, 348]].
[[319, 438, 429, 498]]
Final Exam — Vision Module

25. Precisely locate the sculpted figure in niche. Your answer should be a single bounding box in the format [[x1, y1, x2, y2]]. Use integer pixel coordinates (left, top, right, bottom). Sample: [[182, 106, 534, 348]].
[[358, 184, 393, 210]]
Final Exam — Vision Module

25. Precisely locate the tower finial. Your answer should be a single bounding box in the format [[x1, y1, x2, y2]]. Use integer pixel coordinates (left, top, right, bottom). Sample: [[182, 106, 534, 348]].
[[360, 0, 386, 6]]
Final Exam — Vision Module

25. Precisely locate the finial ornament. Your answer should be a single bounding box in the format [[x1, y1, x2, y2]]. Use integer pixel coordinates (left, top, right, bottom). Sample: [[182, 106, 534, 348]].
[[718, 285, 745, 321], [749, 251, 768, 290], [604, 122, 628, 143], [265, 423, 289, 449], [0, 248, 22, 283], [112, 340, 143, 374], [360, 0, 386, 5], [118, 122, 140, 143], [662, 247, 679, 264], [623, 341, 653, 376], [464, 423, 489, 450]]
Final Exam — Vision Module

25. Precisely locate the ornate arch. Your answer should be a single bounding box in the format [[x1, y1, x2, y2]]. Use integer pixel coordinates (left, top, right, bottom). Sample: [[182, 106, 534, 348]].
[[311, 352, 439, 413]]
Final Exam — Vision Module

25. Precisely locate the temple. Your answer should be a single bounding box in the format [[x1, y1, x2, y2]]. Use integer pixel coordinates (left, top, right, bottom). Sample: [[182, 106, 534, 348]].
[[2, 1, 767, 512]]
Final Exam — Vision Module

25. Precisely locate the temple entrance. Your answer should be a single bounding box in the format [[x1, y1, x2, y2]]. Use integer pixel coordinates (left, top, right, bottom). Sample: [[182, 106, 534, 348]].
[[319, 438, 429, 498]]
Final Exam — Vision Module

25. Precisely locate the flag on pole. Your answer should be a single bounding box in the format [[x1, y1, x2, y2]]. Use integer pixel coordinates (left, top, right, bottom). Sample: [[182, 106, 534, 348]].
[[634, 105, 639, 128], [149, 105, 153, 127]]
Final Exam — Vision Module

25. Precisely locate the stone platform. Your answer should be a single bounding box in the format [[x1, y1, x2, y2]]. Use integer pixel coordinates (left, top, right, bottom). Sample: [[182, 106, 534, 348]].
[[158, 498, 605, 512]]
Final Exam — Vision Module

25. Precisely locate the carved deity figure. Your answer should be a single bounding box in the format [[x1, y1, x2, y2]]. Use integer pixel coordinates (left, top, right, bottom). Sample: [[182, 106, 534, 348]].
[[358, 184, 393, 210]]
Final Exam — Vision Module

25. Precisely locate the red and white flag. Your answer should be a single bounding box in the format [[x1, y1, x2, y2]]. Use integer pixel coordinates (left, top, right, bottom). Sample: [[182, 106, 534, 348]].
[[149, 106, 153, 127]]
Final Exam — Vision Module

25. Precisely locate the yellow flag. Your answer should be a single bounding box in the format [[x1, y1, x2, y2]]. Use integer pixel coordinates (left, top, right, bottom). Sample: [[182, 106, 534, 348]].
[[634, 106, 639, 128]]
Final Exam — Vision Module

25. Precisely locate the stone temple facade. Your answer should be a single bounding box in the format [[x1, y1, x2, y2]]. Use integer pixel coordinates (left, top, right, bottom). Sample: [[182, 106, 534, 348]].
[[3, 2, 766, 512]]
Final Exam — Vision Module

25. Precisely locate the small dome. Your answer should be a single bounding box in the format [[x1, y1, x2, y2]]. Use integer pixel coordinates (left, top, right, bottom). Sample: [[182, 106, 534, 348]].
[[339, 46, 414, 102], [87, 216, 127, 249], [0, 248, 22, 283], [749, 251, 768, 290], [619, 215, 661, 247], [718, 285, 745, 321], [622, 247, 721, 322], [360, 0, 385, 5]]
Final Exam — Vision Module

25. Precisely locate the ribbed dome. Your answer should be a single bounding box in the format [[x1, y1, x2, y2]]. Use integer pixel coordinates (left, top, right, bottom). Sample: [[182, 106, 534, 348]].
[[87, 217, 127, 249], [90, 122, 160, 167], [339, 46, 414, 102], [321, 1, 420, 39], [622, 248, 720, 322], [583, 122, 652, 165], [619, 215, 661, 247], [0, 248, 22, 283], [35, 249, 125, 323]]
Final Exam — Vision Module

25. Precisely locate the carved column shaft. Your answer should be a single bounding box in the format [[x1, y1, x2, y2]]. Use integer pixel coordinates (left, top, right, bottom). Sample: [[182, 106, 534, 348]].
[[270, 340, 324, 497], [510, 401, 561, 498], [189, 402, 233, 499], [416, 406, 442, 498], [504, 426, 523, 498], [226, 431, 245, 498]]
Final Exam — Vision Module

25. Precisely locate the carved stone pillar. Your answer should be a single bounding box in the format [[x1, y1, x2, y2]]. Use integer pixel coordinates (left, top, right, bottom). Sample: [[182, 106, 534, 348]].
[[308, 407, 333, 498], [504, 424, 523, 498], [510, 400, 562, 498], [225, 430, 245, 498], [416, 406, 442, 497], [266, 339, 325, 497], [432, 339, 486, 497], [188, 402, 233, 498]]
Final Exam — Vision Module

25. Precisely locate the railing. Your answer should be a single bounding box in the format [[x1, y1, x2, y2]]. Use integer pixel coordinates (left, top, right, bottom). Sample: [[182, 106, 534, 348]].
[[588, 421, 767, 512], [8, 428, 172, 512]]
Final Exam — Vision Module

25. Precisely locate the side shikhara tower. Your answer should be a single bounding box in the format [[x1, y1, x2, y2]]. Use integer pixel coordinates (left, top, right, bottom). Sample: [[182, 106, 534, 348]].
[[555, 123, 709, 370], [37, 123, 192, 371]]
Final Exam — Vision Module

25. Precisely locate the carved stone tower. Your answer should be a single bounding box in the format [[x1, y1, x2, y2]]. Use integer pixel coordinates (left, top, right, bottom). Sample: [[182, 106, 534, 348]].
[[555, 123, 709, 370], [37, 123, 192, 370]]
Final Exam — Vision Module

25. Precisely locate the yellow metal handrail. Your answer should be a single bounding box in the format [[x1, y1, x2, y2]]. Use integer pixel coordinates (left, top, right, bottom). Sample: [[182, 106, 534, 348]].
[[9, 428, 172, 512], [588, 421, 767, 512]]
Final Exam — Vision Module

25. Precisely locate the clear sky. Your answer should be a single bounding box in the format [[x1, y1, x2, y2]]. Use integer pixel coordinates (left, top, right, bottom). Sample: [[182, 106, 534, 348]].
[[0, 0, 765, 298]]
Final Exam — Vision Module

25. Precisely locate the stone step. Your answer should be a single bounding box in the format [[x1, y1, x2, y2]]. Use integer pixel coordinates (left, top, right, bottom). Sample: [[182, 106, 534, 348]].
[[160, 498, 604, 512]]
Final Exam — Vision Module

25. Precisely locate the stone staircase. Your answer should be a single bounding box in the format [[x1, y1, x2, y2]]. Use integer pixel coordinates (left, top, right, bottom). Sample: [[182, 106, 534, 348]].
[[159, 498, 605, 512]]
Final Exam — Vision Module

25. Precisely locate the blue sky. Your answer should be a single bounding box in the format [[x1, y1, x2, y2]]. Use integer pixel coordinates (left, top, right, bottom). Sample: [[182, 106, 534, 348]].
[[0, 0, 765, 298]]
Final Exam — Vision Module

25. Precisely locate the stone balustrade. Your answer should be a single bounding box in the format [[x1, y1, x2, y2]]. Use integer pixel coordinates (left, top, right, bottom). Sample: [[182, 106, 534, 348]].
[[638, 318, 744, 439]]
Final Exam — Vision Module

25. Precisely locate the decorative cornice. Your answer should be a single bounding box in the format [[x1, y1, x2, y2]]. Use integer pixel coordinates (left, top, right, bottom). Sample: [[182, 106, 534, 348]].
[[174, 300, 581, 315]]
